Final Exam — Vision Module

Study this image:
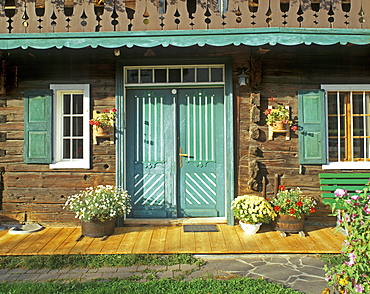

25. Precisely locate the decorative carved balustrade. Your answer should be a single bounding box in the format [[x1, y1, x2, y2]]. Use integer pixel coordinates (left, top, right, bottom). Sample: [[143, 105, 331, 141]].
[[0, 0, 369, 34]]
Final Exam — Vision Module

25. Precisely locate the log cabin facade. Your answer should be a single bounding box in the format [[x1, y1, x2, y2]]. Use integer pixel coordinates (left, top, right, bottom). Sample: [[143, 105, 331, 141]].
[[0, 0, 370, 226]]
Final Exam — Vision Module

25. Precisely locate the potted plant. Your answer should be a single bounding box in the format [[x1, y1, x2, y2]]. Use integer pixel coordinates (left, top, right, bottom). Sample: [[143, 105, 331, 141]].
[[231, 195, 277, 234], [270, 185, 317, 234], [89, 108, 117, 134], [265, 104, 292, 130], [64, 185, 131, 238]]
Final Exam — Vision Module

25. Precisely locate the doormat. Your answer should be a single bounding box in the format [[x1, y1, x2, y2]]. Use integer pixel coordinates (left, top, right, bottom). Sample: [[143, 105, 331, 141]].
[[183, 225, 218, 232]]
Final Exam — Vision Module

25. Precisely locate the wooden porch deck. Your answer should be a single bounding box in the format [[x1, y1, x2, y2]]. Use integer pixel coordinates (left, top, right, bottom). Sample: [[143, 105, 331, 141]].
[[0, 224, 345, 256]]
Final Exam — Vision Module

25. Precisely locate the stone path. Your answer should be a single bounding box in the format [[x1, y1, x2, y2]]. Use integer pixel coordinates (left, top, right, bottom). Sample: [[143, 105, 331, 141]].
[[0, 254, 329, 294]]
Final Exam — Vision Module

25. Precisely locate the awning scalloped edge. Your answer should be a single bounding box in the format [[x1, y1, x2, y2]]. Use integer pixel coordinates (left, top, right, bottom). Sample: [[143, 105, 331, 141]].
[[2, 27, 370, 50]]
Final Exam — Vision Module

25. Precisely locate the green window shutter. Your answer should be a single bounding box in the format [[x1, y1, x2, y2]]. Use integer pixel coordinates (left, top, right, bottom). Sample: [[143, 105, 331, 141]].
[[298, 89, 327, 164], [24, 90, 53, 163]]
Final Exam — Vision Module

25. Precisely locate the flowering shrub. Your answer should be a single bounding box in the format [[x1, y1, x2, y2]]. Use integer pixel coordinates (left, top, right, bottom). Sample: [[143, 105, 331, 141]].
[[64, 185, 131, 222], [231, 195, 277, 224], [324, 185, 370, 293], [265, 104, 292, 126], [269, 186, 317, 218], [89, 108, 117, 127]]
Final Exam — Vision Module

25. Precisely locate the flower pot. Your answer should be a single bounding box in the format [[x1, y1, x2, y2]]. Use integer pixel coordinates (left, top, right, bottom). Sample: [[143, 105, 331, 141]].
[[81, 218, 116, 238], [273, 121, 287, 130], [239, 220, 262, 234], [96, 126, 111, 135], [275, 214, 304, 233]]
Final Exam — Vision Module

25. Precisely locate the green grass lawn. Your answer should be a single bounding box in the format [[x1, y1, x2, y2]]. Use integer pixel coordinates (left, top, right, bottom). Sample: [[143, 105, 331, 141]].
[[0, 277, 302, 294], [0, 254, 308, 293]]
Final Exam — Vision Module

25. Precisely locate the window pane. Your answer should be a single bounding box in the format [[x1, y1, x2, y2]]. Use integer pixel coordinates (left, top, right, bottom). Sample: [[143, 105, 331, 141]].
[[339, 93, 347, 115], [328, 138, 339, 161], [211, 68, 223, 82], [63, 139, 70, 159], [169, 69, 181, 83], [63, 94, 71, 114], [328, 138, 345, 161], [340, 138, 346, 160], [353, 138, 364, 159], [73, 94, 83, 114], [352, 93, 363, 114], [197, 68, 209, 82], [328, 116, 338, 137], [183, 68, 195, 82], [73, 139, 83, 159], [73, 117, 83, 136], [154, 68, 166, 83], [353, 117, 364, 136], [340, 116, 346, 137], [63, 117, 71, 136], [127, 69, 138, 83], [327, 93, 337, 115], [140, 69, 153, 83]]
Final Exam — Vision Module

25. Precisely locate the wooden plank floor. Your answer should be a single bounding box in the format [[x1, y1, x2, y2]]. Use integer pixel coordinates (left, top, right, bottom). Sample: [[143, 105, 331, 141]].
[[0, 225, 345, 256]]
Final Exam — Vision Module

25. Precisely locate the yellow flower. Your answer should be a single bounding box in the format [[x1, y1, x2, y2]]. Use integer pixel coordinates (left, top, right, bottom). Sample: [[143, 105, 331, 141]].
[[339, 278, 348, 286]]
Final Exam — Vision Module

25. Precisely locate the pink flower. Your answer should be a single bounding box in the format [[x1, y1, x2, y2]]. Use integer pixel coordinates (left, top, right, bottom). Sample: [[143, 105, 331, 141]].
[[364, 204, 370, 214], [355, 190, 363, 193], [325, 275, 332, 282], [351, 195, 360, 200], [355, 284, 364, 293], [334, 189, 348, 198]]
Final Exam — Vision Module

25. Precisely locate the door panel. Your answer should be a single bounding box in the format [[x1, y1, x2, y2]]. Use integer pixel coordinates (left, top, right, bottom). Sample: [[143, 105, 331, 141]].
[[178, 89, 225, 217], [126, 88, 225, 218], [126, 89, 176, 218]]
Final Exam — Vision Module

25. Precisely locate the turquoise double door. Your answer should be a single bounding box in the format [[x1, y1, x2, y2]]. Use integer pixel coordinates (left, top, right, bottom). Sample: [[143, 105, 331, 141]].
[[126, 87, 226, 218]]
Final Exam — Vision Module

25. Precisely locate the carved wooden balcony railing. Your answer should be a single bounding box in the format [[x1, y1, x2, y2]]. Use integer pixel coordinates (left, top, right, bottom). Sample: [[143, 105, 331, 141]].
[[1, 0, 369, 34]]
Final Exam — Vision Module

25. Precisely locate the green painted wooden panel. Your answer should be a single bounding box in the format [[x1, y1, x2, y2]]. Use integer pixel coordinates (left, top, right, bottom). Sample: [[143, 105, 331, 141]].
[[24, 90, 53, 163], [178, 88, 225, 217], [298, 89, 327, 164], [321, 185, 368, 192], [319, 173, 370, 209], [319, 173, 370, 179], [126, 89, 176, 218], [126, 87, 226, 218], [320, 179, 370, 185]]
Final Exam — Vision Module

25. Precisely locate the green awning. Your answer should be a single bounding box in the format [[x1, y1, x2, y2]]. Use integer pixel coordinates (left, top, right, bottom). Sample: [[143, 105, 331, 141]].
[[1, 27, 370, 49]]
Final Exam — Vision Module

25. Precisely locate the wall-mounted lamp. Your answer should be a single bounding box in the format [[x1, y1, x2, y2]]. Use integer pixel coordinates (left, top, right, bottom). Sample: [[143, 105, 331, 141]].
[[114, 49, 120, 57], [237, 67, 250, 86]]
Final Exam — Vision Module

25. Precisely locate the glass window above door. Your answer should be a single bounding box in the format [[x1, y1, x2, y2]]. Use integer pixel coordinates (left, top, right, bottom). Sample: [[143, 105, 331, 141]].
[[125, 65, 224, 85]]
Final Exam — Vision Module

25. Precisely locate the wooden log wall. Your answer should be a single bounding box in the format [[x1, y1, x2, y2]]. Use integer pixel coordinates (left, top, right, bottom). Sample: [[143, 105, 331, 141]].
[[0, 44, 369, 226], [237, 44, 370, 226], [0, 48, 118, 226]]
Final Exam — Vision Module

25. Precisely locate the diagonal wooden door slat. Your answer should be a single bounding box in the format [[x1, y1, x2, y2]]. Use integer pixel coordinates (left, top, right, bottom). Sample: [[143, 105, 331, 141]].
[[0, 225, 345, 255]]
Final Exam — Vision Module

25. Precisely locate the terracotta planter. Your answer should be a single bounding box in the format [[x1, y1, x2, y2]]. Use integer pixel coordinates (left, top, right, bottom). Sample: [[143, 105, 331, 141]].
[[96, 126, 111, 135], [239, 220, 262, 234], [275, 214, 304, 233], [273, 121, 287, 130], [81, 218, 116, 238]]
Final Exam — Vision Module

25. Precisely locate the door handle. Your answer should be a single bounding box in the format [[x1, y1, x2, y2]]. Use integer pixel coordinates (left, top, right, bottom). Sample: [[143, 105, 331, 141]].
[[179, 147, 189, 168]]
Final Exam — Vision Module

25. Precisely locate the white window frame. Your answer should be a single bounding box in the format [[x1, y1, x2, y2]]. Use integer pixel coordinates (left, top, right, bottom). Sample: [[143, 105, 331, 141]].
[[50, 84, 90, 169], [322, 84, 370, 170]]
